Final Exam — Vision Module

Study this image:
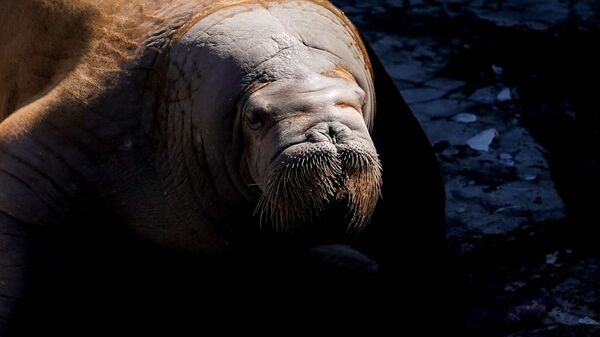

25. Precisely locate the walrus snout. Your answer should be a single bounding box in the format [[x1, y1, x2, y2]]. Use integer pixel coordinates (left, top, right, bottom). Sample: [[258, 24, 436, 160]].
[[255, 120, 381, 231], [305, 121, 352, 145], [239, 70, 381, 231]]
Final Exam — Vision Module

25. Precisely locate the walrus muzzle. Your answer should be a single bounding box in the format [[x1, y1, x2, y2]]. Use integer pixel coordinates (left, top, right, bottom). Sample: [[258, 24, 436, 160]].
[[256, 141, 382, 232]]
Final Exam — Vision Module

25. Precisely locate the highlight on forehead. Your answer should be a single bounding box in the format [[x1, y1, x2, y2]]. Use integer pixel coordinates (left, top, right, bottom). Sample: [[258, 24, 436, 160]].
[[168, 0, 375, 130], [306, 0, 373, 78], [170, 0, 373, 77], [321, 65, 359, 84]]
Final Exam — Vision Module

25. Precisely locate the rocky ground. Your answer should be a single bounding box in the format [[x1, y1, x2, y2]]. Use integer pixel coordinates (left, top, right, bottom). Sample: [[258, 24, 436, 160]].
[[332, 0, 600, 336]]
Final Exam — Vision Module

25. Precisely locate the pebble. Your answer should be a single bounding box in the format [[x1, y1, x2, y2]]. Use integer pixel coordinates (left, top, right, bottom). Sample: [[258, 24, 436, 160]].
[[499, 152, 515, 166], [387, 63, 431, 83], [425, 77, 466, 91], [578, 317, 600, 326], [519, 173, 539, 182], [452, 113, 478, 123], [497, 87, 512, 102], [466, 128, 498, 151], [470, 86, 498, 104], [401, 87, 446, 104], [546, 251, 559, 265], [492, 64, 504, 76], [412, 99, 473, 118]]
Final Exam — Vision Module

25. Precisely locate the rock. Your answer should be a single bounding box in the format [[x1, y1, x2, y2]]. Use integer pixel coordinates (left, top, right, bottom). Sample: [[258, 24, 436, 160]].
[[506, 297, 550, 322], [466, 128, 498, 151], [504, 280, 527, 293], [386, 63, 431, 83], [550, 259, 600, 317], [425, 77, 465, 91], [465, 292, 551, 333], [497, 87, 512, 102], [546, 251, 559, 265], [411, 99, 474, 118], [401, 87, 446, 104], [418, 119, 475, 145], [519, 173, 539, 182], [499, 152, 515, 166], [394, 80, 418, 90], [578, 317, 600, 326], [496, 128, 550, 168], [470, 86, 498, 104], [452, 112, 478, 123], [492, 64, 504, 76], [330, 3, 598, 337], [546, 309, 600, 327], [445, 176, 565, 239], [545, 308, 583, 326], [466, 5, 555, 31]]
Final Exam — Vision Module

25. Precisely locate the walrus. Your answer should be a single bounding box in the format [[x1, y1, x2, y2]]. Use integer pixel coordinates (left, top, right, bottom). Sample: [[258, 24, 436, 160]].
[[0, 0, 446, 334]]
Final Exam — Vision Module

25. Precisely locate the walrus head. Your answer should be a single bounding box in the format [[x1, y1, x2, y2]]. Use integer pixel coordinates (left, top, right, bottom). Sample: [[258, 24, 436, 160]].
[[240, 71, 381, 232], [160, 1, 381, 235]]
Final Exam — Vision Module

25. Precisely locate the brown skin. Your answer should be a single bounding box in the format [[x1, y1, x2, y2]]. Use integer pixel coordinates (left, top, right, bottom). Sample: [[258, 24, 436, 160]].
[[241, 74, 381, 231], [0, 0, 149, 121], [153, 0, 380, 251], [0, 2, 449, 336], [0, 1, 385, 333]]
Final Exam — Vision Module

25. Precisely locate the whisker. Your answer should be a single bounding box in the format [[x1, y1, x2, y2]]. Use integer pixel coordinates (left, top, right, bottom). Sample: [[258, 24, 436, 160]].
[[257, 143, 382, 232]]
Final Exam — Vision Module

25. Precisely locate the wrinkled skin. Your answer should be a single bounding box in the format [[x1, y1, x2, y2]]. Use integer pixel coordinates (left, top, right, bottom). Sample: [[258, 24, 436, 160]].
[[161, 5, 381, 234], [0, 1, 446, 335]]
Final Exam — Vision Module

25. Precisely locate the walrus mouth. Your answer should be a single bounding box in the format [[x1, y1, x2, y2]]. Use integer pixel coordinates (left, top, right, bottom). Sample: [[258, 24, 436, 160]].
[[255, 143, 382, 232]]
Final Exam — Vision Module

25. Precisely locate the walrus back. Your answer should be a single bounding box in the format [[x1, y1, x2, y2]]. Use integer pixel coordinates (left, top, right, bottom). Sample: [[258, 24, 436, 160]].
[[0, 1, 350, 123], [0, 1, 99, 121], [0, 0, 176, 122]]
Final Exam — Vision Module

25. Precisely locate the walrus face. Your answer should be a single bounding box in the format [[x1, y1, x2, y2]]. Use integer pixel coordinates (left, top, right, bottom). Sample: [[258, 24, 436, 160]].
[[240, 71, 382, 232], [161, 2, 383, 237]]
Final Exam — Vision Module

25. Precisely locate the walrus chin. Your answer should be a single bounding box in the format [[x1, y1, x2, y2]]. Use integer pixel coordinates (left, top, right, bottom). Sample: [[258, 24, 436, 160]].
[[255, 143, 382, 233]]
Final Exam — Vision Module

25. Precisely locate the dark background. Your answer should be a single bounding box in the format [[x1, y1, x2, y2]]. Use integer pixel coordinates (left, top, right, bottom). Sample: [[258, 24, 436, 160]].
[[332, 0, 600, 336]]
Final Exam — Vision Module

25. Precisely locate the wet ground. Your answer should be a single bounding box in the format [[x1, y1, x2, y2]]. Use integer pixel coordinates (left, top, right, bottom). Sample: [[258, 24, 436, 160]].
[[332, 0, 600, 335]]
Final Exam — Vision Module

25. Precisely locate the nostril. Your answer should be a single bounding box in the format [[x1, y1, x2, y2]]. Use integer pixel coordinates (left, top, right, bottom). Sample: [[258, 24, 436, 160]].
[[305, 123, 350, 144], [306, 127, 331, 143], [328, 126, 337, 144]]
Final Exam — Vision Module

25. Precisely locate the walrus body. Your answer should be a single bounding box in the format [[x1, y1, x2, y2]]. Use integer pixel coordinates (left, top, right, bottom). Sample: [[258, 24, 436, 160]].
[[0, 0, 445, 334]]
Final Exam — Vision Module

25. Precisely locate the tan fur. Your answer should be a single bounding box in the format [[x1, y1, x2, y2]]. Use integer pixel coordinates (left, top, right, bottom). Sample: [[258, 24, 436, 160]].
[[0, 0, 369, 122], [0, 0, 193, 121]]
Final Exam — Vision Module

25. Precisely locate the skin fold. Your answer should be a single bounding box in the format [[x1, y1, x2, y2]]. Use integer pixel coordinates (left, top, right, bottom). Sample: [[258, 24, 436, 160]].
[[161, 3, 380, 236], [0, 0, 446, 334]]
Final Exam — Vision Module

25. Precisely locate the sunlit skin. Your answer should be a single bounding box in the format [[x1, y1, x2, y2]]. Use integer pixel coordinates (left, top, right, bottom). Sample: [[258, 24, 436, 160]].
[[0, 1, 384, 331], [240, 73, 381, 231]]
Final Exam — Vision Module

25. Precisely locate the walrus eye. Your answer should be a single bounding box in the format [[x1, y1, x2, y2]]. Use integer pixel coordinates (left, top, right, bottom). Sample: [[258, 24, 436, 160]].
[[245, 108, 264, 131]]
